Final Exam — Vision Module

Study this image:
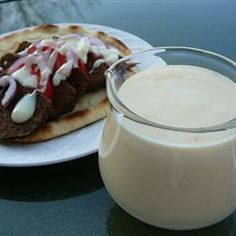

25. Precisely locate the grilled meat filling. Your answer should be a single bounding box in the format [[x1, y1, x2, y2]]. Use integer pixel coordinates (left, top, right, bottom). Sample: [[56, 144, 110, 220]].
[[0, 40, 108, 139]]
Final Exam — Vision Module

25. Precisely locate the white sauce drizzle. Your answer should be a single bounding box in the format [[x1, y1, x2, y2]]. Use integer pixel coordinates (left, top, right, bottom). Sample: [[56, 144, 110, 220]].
[[11, 92, 36, 123], [58, 43, 71, 55], [47, 50, 58, 71], [7, 34, 120, 123], [90, 46, 119, 66], [39, 39, 60, 48], [89, 59, 106, 74], [17, 49, 28, 57], [11, 66, 38, 88], [53, 59, 74, 86], [74, 37, 91, 64]]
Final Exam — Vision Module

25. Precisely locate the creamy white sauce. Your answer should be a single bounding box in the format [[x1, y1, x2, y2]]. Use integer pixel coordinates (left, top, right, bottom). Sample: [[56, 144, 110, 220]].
[[99, 65, 236, 230], [89, 59, 106, 74], [11, 66, 38, 88], [13, 35, 119, 90], [0, 75, 17, 106], [39, 39, 60, 48], [102, 48, 120, 65], [91, 46, 119, 66], [74, 37, 90, 64], [48, 50, 58, 69], [11, 92, 36, 123], [5, 34, 120, 123], [61, 35, 80, 49], [58, 43, 71, 56], [52, 60, 74, 86], [119, 65, 236, 128]]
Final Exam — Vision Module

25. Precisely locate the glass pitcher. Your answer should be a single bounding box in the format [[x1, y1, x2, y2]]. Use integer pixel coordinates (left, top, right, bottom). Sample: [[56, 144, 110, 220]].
[[99, 47, 236, 230]]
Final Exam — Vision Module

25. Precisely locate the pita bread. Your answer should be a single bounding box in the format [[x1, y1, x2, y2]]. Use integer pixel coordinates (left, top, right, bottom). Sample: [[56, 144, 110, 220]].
[[0, 24, 131, 143], [0, 24, 130, 57]]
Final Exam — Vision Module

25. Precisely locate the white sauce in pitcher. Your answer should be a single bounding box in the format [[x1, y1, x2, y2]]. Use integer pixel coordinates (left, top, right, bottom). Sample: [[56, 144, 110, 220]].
[[118, 65, 236, 128], [99, 65, 236, 230]]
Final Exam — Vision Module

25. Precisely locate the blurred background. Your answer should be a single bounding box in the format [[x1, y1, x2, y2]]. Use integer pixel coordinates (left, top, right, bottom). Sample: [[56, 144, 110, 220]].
[[0, 0, 235, 60]]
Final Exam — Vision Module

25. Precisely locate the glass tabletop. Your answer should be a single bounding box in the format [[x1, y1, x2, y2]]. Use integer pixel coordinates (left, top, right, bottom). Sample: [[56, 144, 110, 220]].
[[0, 1, 235, 235]]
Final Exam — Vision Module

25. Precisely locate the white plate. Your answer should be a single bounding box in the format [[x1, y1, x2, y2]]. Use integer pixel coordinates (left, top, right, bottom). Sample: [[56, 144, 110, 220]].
[[0, 23, 152, 167]]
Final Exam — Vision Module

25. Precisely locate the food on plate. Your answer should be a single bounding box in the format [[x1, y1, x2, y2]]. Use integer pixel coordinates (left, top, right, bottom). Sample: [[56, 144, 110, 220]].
[[0, 24, 131, 142]]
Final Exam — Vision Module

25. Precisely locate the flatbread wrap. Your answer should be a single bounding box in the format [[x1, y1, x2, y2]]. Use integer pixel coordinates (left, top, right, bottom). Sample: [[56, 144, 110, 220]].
[[0, 24, 131, 143]]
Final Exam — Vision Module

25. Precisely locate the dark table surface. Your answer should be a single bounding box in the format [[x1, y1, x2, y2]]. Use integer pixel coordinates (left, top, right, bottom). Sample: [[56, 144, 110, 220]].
[[0, 1, 235, 235]]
